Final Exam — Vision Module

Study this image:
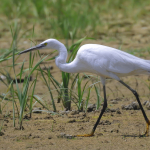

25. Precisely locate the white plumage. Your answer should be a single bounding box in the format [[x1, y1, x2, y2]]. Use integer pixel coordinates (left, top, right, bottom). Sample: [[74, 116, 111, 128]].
[[76, 44, 150, 77], [19, 39, 150, 137], [19, 39, 150, 80]]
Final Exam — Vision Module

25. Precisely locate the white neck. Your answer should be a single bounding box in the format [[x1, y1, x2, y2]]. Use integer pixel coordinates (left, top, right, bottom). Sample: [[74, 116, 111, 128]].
[[55, 42, 79, 73]]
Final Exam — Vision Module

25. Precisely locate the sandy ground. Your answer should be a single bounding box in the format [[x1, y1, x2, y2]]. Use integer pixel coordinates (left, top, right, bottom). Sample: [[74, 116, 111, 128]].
[[1, 38, 150, 150]]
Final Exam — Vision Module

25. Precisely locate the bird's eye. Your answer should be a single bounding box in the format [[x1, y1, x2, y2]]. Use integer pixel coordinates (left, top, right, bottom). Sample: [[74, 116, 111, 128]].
[[44, 43, 47, 46]]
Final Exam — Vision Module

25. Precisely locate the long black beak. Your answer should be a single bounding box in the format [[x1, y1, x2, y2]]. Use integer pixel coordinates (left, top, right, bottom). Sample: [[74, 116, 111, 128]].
[[18, 44, 45, 55]]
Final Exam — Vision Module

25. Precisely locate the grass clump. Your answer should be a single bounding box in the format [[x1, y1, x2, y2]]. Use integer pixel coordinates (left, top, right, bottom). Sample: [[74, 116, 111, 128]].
[[1, 0, 150, 39]]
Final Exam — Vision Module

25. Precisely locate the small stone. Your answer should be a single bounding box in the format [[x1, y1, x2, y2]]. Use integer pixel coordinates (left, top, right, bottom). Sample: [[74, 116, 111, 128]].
[[116, 108, 121, 114], [68, 119, 76, 123], [110, 109, 116, 112], [116, 110, 121, 114], [146, 103, 150, 110], [143, 101, 149, 106], [121, 102, 140, 110], [143, 101, 150, 110], [32, 107, 42, 113], [132, 102, 140, 110], [87, 104, 96, 112], [121, 105, 126, 110], [0, 132, 4, 136], [48, 136, 52, 139]]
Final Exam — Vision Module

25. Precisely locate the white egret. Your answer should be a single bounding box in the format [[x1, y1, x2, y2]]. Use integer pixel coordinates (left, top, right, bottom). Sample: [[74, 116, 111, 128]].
[[19, 39, 150, 137]]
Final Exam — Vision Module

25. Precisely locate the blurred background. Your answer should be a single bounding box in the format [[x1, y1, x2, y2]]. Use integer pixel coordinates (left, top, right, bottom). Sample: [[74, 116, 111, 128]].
[[0, 0, 150, 49]]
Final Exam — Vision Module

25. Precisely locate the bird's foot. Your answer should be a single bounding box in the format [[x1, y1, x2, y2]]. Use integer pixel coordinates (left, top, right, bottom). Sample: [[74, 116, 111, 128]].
[[143, 120, 150, 137], [76, 130, 94, 137]]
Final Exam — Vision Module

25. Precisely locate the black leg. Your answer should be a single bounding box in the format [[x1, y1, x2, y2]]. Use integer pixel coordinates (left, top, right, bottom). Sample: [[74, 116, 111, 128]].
[[119, 80, 150, 136], [76, 85, 107, 137], [92, 85, 107, 132]]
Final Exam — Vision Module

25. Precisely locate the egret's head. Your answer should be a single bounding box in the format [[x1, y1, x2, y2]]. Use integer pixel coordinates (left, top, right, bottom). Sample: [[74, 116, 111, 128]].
[[19, 39, 61, 55]]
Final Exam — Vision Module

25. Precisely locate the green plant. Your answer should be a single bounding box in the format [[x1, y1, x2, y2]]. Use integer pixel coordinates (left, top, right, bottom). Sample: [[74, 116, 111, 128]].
[[76, 74, 91, 111], [10, 44, 48, 129], [44, 37, 87, 110], [1, 0, 150, 39], [39, 67, 56, 112], [94, 85, 101, 110]]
